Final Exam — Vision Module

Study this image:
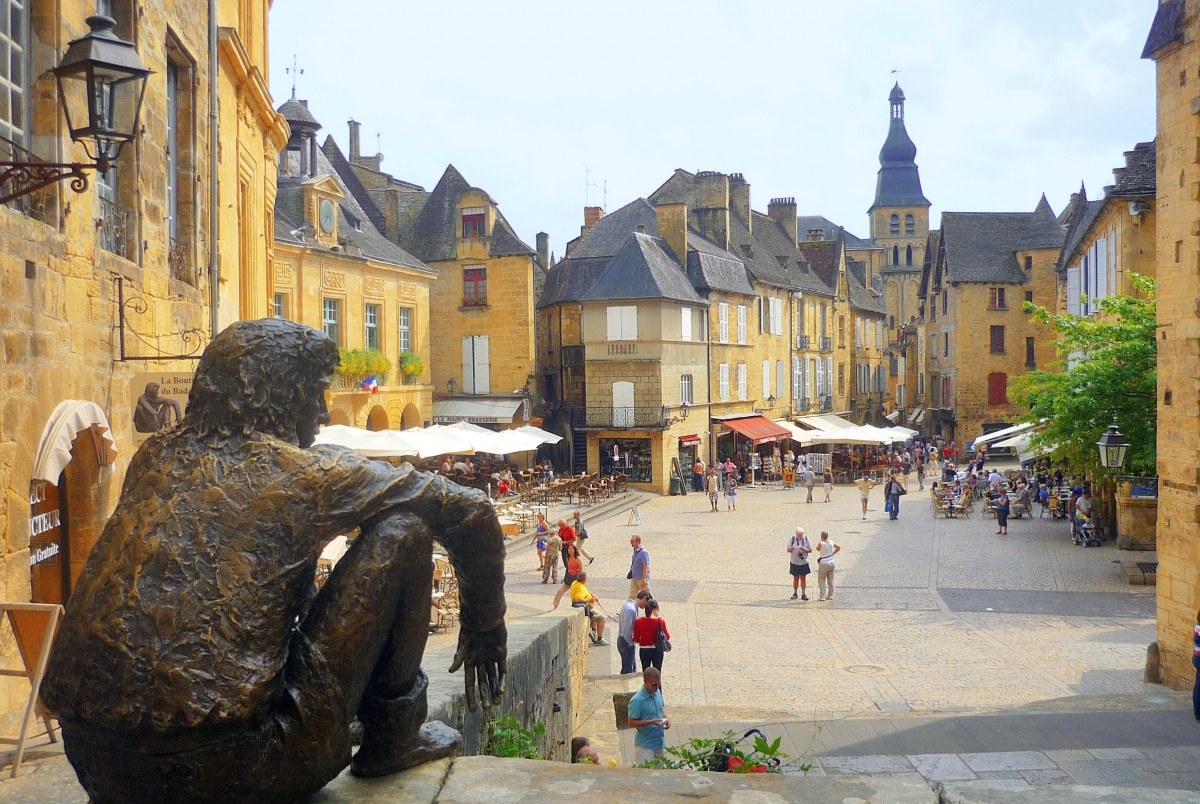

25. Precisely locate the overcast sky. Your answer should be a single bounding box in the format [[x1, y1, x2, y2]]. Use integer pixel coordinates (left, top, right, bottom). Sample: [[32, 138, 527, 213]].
[[268, 0, 1156, 258]]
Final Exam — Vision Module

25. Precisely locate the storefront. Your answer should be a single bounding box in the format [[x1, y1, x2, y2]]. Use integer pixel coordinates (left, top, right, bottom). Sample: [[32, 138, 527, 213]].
[[713, 414, 790, 474], [677, 434, 702, 479], [599, 437, 653, 483]]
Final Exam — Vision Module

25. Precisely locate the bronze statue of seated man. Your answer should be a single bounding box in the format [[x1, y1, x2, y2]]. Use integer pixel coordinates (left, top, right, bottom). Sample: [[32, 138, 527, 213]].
[[43, 319, 507, 804]]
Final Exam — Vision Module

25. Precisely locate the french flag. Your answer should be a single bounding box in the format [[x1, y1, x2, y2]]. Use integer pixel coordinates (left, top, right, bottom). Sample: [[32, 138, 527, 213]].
[[361, 375, 379, 394]]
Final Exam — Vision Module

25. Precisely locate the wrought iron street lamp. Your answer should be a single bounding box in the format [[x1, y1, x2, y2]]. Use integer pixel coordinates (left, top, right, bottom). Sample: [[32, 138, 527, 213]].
[[1, 16, 150, 204], [1095, 424, 1129, 471], [446, 377, 457, 396]]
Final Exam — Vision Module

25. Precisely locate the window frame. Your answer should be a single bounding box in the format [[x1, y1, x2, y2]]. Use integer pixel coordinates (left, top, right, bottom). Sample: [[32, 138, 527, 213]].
[[606, 305, 638, 341], [988, 287, 1007, 310], [718, 302, 729, 342], [762, 359, 770, 398], [989, 325, 1005, 355], [0, 0, 29, 148], [987, 372, 1008, 406], [737, 305, 747, 344], [904, 213, 915, 234], [719, 363, 730, 401], [889, 214, 899, 236], [273, 292, 287, 320], [364, 302, 380, 351], [461, 206, 486, 239], [680, 373, 694, 405], [462, 264, 488, 307], [398, 306, 413, 352], [322, 297, 341, 345], [737, 363, 748, 401]]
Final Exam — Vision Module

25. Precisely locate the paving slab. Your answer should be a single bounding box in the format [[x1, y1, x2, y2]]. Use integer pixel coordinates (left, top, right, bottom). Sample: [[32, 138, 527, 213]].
[[1057, 759, 1152, 787], [960, 751, 1057, 772], [908, 753, 978, 781], [939, 781, 1200, 803]]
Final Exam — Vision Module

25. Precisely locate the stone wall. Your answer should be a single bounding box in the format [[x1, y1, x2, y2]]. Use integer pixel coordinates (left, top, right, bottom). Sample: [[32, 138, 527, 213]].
[[1146, 1, 1200, 691], [425, 609, 589, 762]]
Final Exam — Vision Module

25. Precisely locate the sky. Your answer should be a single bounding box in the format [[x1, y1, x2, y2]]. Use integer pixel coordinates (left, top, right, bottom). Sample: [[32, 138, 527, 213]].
[[267, 0, 1156, 258]]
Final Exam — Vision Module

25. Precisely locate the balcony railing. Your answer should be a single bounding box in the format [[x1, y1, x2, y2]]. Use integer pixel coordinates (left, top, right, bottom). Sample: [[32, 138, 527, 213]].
[[819, 395, 833, 411], [97, 196, 133, 259], [169, 236, 194, 285], [582, 406, 667, 429], [819, 336, 833, 351], [796, 397, 811, 412], [795, 334, 811, 349]]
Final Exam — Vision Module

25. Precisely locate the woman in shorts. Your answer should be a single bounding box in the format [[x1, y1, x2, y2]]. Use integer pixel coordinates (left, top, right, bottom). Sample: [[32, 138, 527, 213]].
[[551, 543, 584, 609], [822, 467, 834, 502]]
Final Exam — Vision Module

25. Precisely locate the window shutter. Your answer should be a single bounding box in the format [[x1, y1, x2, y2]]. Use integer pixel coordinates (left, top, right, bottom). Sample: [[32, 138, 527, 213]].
[[816, 358, 825, 396], [719, 303, 729, 342], [776, 360, 786, 398], [462, 337, 474, 394], [762, 360, 770, 398], [476, 336, 490, 393], [826, 358, 833, 395], [1067, 269, 1081, 316]]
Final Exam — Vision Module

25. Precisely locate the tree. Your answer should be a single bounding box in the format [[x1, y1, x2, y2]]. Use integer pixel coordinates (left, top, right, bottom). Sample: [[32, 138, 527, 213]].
[[1011, 274, 1156, 477]]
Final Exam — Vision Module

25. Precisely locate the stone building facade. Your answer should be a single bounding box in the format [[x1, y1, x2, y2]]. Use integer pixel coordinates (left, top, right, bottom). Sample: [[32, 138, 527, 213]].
[[0, 0, 283, 729], [919, 201, 1064, 445], [1142, 0, 1200, 690], [273, 97, 434, 431], [328, 126, 543, 431]]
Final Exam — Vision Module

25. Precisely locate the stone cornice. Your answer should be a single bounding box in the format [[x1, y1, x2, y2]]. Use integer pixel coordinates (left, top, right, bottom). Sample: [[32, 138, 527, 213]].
[[217, 27, 290, 152]]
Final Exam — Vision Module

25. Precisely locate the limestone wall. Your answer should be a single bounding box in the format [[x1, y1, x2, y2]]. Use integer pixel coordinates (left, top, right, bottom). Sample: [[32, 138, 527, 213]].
[[425, 609, 589, 762]]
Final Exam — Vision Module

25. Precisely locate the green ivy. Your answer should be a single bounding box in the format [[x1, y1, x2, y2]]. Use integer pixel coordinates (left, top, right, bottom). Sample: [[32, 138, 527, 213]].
[[483, 715, 545, 760]]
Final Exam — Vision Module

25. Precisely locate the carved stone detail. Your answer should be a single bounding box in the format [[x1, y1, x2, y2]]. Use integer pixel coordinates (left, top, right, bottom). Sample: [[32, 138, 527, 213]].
[[364, 278, 385, 298], [323, 270, 346, 290]]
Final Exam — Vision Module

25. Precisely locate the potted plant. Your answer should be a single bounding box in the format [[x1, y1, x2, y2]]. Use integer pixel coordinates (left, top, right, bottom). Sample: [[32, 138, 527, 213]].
[[334, 348, 391, 388], [398, 350, 425, 384]]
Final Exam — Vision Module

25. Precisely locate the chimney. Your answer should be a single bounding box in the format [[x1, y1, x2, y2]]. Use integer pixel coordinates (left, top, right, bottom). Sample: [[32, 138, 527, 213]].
[[805, 229, 826, 242], [584, 206, 604, 229], [655, 202, 688, 268], [767, 197, 798, 247], [693, 171, 729, 251], [308, 134, 317, 178], [729, 173, 751, 232], [348, 119, 361, 161], [536, 231, 550, 269]]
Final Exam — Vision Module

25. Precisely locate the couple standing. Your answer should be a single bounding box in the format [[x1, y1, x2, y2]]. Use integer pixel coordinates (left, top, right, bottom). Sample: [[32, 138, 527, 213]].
[[786, 526, 841, 601]]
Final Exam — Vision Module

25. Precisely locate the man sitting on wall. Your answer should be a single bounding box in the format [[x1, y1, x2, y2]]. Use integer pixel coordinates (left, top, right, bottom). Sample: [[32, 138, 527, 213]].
[[43, 319, 508, 804]]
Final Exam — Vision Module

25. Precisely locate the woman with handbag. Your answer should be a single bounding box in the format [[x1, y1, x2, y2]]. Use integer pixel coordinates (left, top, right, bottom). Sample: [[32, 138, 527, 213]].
[[632, 598, 671, 671]]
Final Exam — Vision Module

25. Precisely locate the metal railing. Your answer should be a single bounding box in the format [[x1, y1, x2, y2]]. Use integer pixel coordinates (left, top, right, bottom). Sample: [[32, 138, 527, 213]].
[[97, 196, 132, 259], [819, 336, 832, 351], [795, 334, 811, 349], [582, 406, 667, 429], [819, 396, 833, 411], [169, 236, 194, 285]]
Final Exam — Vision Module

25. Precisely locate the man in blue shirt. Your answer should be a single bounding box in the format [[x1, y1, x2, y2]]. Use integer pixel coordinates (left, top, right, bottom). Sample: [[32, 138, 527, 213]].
[[628, 535, 650, 598], [627, 667, 670, 763], [618, 590, 650, 674]]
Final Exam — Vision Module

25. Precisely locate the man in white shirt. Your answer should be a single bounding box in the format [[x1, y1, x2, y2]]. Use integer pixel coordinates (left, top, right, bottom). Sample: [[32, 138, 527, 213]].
[[617, 591, 649, 674], [787, 527, 812, 601]]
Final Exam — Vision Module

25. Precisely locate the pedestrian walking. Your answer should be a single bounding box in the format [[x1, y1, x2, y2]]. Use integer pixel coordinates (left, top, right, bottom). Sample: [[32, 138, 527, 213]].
[[627, 667, 670, 764], [854, 476, 877, 520], [815, 531, 841, 601], [994, 493, 1010, 535], [542, 531, 561, 584], [884, 472, 905, 520], [724, 474, 738, 511], [804, 466, 816, 503], [551, 544, 584, 609], [572, 510, 594, 564], [618, 590, 650, 675], [822, 467, 833, 502], [692, 458, 705, 493], [628, 535, 651, 598], [787, 526, 812, 600], [706, 468, 720, 512], [633, 598, 670, 671], [916, 457, 926, 490], [1192, 609, 1200, 721]]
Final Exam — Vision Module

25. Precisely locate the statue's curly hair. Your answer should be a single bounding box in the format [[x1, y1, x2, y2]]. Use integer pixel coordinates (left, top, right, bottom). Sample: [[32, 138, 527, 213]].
[[183, 319, 339, 443]]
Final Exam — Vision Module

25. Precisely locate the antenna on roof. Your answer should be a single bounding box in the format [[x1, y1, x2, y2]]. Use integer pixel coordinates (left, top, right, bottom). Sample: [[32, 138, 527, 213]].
[[584, 165, 607, 211], [286, 55, 304, 99]]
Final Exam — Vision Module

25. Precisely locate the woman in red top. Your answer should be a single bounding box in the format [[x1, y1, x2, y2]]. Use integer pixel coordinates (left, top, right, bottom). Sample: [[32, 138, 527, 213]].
[[551, 544, 584, 610], [632, 598, 670, 671]]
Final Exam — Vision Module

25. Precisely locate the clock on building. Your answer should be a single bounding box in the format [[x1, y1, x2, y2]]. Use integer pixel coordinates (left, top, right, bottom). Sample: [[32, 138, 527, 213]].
[[319, 198, 335, 234]]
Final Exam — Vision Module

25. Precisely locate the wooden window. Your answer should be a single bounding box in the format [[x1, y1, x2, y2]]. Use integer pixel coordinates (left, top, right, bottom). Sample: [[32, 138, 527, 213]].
[[273, 292, 287, 320], [762, 360, 770, 398], [905, 213, 915, 234], [776, 360, 785, 398], [990, 325, 1005, 354], [462, 265, 487, 306], [989, 287, 1007, 309], [719, 364, 730, 401], [322, 298, 341, 344], [681, 307, 692, 342], [988, 372, 1008, 406], [1025, 336, 1036, 367], [680, 374, 693, 405], [398, 307, 412, 351], [1024, 256, 1032, 271], [737, 305, 747, 343], [461, 206, 486, 238], [462, 335, 490, 393], [606, 306, 638, 341], [364, 303, 380, 350], [0, 0, 27, 147]]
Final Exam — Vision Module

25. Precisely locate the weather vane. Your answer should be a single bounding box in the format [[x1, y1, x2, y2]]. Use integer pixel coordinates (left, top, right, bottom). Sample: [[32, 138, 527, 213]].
[[286, 55, 304, 98]]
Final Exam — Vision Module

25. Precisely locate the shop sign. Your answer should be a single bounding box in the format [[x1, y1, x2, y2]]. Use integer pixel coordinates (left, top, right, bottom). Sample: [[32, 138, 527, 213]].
[[131, 372, 194, 445], [28, 481, 61, 566]]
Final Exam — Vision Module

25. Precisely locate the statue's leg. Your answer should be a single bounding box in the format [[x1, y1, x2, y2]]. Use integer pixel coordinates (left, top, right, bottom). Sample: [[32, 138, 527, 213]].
[[298, 512, 459, 777]]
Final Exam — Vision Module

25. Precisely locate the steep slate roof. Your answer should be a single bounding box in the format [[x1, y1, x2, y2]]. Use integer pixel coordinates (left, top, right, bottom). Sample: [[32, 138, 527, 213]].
[[796, 215, 877, 250], [872, 83, 930, 210], [401, 164, 534, 262], [1142, 0, 1184, 58], [1109, 140, 1156, 198], [537, 256, 610, 307], [647, 169, 695, 204], [579, 233, 703, 303], [274, 148, 432, 272], [686, 232, 756, 296], [940, 203, 1063, 285], [847, 260, 887, 316], [569, 198, 659, 259], [323, 136, 389, 234], [796, 238, 839, 291], [743, 212, 830, 295]]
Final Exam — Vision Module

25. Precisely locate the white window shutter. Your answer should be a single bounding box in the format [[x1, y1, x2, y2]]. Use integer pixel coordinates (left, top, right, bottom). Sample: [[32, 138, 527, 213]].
[[624, 306, 638, 339], [1067, 269, 1081, 316], [762, 360, 770, 398], [607, 307, 620, 340], [682, 307, 692, 341], [776, 360, 786, 398], [826, 358, 833, 395], [461, 337, 474, 394], [476, 336, 490, 393], [816, 358, 824, 396]]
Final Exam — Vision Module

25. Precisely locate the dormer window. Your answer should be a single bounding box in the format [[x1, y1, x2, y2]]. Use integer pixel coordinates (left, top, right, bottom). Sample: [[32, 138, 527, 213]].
[[346, 211, 362, 232], [461, 206, 486, 238]]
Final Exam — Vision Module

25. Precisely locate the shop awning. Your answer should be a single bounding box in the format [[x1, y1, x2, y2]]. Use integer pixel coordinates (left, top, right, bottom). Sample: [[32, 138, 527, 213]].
[[909, 409, 925, 424], [33, 400, 118, 483], [723, 415, 791, 445], [678, 434, 702, 446], [433, 398, 523, 424], [796, 413, 859, 432], [885, 410, 900, 423], [971, 420, 1041, 450]]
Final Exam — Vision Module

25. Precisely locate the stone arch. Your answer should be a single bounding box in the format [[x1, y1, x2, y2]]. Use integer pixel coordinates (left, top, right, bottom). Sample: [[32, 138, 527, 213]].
[[400, 403, 422, 430], [329, 408, 352, 426], [366, 405, 390, 431]]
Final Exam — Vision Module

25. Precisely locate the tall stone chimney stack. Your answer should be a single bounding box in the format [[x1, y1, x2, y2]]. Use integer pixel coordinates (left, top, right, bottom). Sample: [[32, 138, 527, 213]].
[[348, 119, 361, 161]]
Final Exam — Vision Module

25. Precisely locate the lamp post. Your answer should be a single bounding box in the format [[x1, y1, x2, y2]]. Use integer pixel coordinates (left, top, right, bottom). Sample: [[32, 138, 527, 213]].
[[1095, 424, 1129, 472], [1, 15, 150, 204]]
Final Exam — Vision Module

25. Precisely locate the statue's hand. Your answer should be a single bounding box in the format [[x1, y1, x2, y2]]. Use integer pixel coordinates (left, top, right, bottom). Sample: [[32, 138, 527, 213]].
[[449, 623, 507, 712]]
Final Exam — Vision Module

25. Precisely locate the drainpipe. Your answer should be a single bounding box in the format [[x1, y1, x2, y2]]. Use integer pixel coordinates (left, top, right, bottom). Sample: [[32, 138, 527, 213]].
[[208, 0, 220, 337], [706, 295, 713, 465]]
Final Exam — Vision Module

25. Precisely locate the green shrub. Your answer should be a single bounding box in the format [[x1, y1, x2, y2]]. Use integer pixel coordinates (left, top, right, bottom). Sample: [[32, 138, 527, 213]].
[[635, 731, 795, 773], [335, 348, 391, 382], [398, 349, 425, 377], [483, 715, 545, 760]]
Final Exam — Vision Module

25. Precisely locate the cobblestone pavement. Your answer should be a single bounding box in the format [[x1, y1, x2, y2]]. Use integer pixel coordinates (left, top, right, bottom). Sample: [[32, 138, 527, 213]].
[[503, 468, 1161, 716]]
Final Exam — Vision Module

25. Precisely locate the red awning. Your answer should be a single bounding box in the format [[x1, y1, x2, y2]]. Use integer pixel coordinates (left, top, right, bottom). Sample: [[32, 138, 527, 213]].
[[678, 434, 702, 446], [724, 415, 791, 445]]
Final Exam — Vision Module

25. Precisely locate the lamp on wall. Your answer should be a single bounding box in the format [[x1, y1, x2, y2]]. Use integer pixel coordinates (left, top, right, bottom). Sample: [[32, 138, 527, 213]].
[[753, 395, 776, 414], [1095, 424, 1128, 471], [661, 403, 690, 426], [1, 16, 151, 204], [446, 377, 457, 396]]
